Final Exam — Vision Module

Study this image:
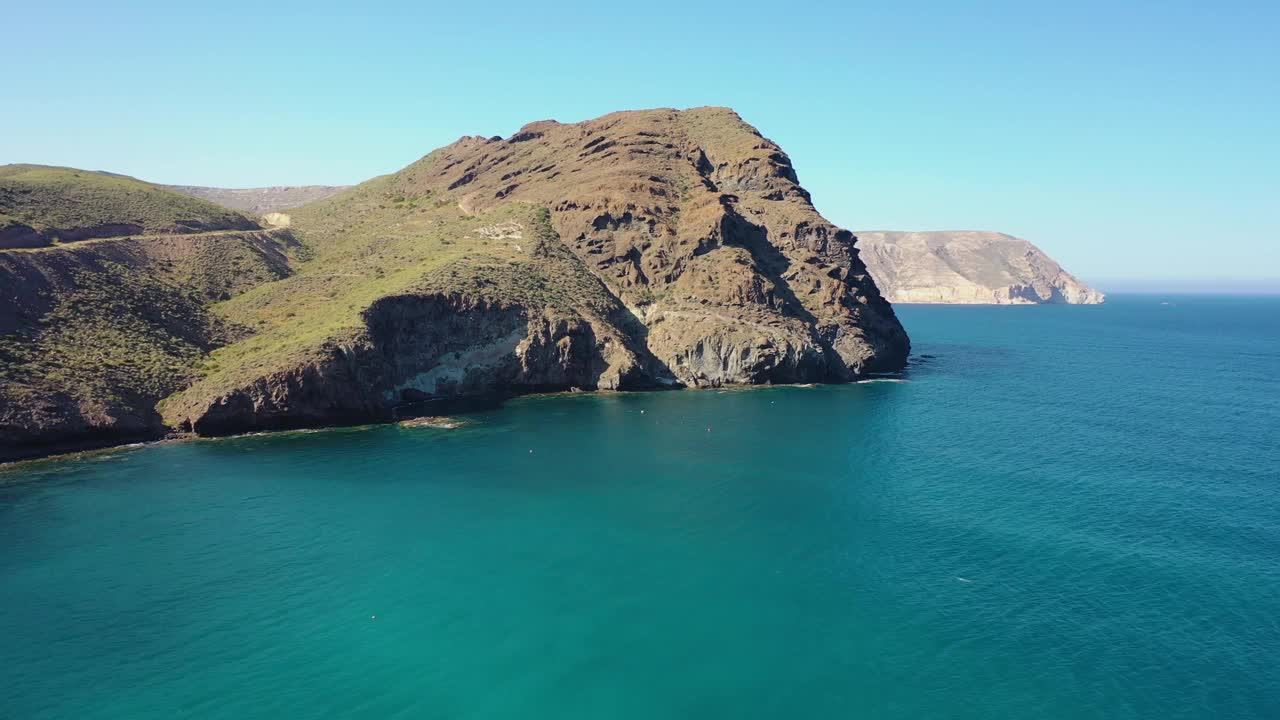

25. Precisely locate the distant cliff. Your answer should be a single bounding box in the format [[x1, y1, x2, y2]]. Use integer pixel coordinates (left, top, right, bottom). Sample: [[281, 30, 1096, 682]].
[[855, 231, 1104, 304], [165, 185, 349, 215]]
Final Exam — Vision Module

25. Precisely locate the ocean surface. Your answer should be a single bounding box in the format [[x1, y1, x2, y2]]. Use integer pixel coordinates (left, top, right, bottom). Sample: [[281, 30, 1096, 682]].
[[2, 295, 1278, 719]]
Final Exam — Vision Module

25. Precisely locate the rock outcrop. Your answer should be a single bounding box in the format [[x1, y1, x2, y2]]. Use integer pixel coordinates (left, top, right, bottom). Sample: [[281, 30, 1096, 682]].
[[411, 108, 910, 379], [855, 231, 1104, 304]]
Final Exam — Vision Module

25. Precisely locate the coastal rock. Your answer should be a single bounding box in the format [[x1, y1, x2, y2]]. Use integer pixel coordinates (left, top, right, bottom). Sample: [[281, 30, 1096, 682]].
[[0, 228, 299, 461]]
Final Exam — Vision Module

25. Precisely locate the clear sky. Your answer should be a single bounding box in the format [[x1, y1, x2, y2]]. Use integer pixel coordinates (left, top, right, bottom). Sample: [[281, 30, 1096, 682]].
[[5, 0, 1277, 291]]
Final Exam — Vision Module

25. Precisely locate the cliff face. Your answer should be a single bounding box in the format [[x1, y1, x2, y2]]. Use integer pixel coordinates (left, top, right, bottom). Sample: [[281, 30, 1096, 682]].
[[403, 107, 911, 381], [855, 231, 1104, 305], [2, 108, 911, 456], [183, 293, 647, 435]]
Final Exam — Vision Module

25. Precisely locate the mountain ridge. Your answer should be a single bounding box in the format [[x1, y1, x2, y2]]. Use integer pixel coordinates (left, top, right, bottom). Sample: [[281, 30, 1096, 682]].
[[165, 184, 351, 215]]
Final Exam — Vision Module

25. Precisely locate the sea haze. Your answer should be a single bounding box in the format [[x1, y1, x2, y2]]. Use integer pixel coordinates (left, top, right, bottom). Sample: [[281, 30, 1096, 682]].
[[2, 295, 1278, 719]]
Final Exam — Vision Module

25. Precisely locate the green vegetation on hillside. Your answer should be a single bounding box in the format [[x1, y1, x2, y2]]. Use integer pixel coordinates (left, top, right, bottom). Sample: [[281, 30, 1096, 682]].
[[0, 264, 216, 395], [0, 230, 300, 433], [0, 258, 227, 445], [0, 228, 300, 449], [161, 171, 625, 420], [0, 164, 257, 239]]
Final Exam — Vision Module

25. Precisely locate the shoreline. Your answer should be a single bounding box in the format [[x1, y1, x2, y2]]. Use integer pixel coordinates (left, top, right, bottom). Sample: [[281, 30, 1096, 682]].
[[0, 373, 911, 469]]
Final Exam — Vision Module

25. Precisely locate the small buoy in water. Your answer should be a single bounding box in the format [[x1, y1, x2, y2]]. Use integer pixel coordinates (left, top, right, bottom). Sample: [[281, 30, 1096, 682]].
[[640, 410, 645, 414], [371, 615, 377, 619], [707, 427, 712, 432], [529, 449, 534, 454]]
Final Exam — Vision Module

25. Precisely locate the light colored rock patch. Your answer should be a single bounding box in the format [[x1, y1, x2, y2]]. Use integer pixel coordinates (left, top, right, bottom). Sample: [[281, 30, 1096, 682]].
[[262, 212, 291, 228], [385, 326, 527, 400], [475, 221, 523, 241]]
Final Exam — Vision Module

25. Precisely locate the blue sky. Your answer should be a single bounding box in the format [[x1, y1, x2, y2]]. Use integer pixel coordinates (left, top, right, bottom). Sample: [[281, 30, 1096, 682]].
[[5, 1, 1277, 290]]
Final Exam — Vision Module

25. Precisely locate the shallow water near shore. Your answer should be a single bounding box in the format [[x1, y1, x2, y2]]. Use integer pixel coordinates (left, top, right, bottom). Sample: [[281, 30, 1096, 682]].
[[3, 295, 1279, 719]]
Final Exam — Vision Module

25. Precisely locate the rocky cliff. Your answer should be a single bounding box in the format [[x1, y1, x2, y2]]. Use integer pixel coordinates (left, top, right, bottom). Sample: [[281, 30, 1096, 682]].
[[855, 231, 1104, 304], [2, 108, 910, 458]]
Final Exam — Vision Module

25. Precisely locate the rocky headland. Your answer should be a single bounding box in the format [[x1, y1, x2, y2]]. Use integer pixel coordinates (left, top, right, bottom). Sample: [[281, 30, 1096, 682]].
[[1, 107, 909, 461]]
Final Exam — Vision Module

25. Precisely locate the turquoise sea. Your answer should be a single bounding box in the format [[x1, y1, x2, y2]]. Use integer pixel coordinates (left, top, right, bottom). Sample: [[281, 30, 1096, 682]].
[[2, 295, 1278, 719]]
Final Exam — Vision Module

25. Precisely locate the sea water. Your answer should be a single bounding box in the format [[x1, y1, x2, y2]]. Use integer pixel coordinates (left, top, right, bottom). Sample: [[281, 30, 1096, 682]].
[[2, 295, 1278, 719]]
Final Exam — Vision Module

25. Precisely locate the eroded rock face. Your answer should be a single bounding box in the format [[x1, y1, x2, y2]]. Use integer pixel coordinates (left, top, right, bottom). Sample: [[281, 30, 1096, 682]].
[[395, 107, 910, 384], [856, 231, 1104, 305]]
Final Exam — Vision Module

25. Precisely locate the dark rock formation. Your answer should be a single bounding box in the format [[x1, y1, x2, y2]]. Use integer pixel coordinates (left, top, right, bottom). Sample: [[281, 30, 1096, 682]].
[[185, 293, 638, 435]]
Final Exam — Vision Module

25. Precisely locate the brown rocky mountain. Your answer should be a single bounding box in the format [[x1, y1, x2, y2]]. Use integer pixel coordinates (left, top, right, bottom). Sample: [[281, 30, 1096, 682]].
[[856, 231, 1104, 304], [1, 107, 909, 460], [165, 184, 350, 214]]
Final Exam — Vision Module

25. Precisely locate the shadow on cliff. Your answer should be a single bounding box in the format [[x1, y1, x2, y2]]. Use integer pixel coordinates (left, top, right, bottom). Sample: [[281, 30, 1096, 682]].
[[718, 203, 857, 381]]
